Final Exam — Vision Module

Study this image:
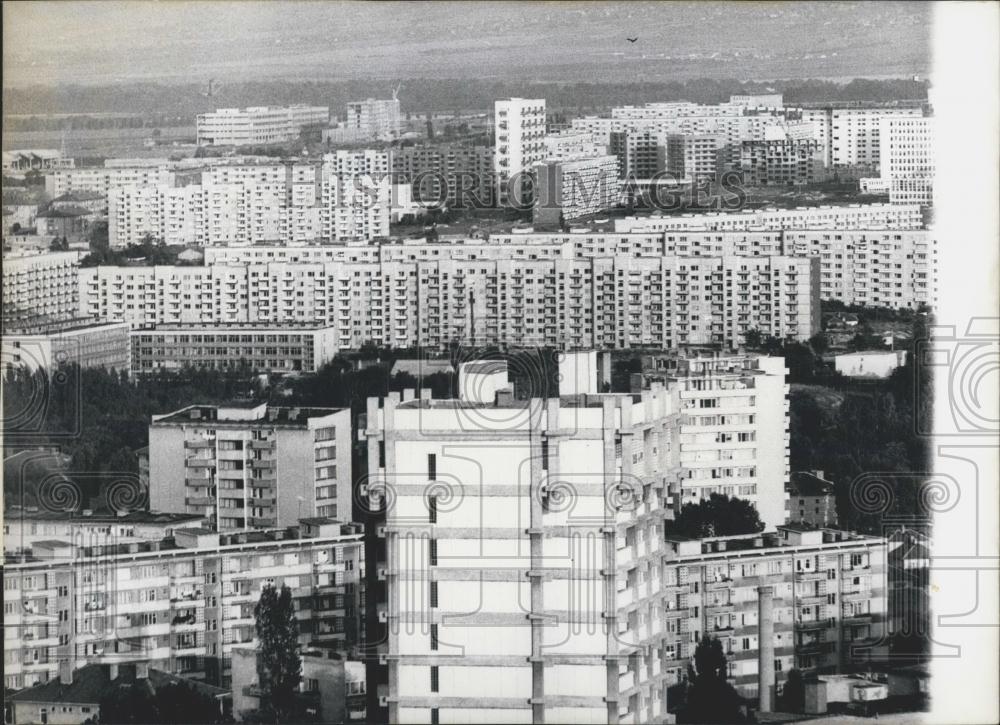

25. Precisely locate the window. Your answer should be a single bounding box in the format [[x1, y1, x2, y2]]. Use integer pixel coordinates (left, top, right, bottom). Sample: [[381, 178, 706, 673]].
[[429, 539, 438, 566], [431, 709, 440, 725], [430, 665, 439, 692], [430, 581, 438, 608], [428, 495, 437, 524], [430, 624, 439, 651], [541, 439, 549, 471], [378, 440, 386, 468], [428, 453, 437, 480]]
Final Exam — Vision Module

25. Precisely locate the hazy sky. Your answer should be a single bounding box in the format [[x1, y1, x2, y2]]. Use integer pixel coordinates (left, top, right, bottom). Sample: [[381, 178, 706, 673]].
[[3, 1, 932, 87]]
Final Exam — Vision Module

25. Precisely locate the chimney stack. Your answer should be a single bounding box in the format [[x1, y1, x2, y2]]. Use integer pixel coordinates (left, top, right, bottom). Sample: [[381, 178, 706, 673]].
[[757, 585, 775, 713]]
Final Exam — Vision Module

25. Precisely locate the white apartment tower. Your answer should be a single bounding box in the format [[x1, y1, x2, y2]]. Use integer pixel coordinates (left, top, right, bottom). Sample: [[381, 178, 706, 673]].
[[495, 98, 547, 205], [664, 355, 790, 530], [367, 352, 792, 724], [878, 116, 935, 206], [346, 98, 402, 141]]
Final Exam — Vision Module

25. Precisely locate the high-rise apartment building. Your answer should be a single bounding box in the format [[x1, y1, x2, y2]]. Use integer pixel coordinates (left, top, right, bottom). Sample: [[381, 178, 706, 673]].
[[613, 203, 926, 233], [366, 354, 794, 724], [44, 164, 174, 199], [392, 143, 495, 208], [149, 403, 352, 530], [2, 519, 364, 691], [545, 130, 607, 160], [666, 134, 726, 180], [80, 249, 819, 350], [533, 154, 621, 224], [494, 98, 547, 205], [664, 355, 790, 530], [661, 525, 886, 706], [799, 107, 924, 169], [739, 139, 826, 186], [878, 116, 934, 206], [345, 98, 402, 141], [196, 105, 330, 146], [108, 153, 391, 246], [2, 251, 82, 322], [610, 130, 668, 180]]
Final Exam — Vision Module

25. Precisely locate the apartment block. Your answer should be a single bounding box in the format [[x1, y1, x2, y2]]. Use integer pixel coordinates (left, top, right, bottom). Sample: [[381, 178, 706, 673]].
[[613, 203, 926, 233], [80, 251, 819, 350], [2, 251, 82, 322], [196, 105, 330, 146], [786, 471, 838, 528], [799, 107, 924, 169], [2, 519, 364, 691], [666, 134, 725, 180], [783, 229, 935, 308], [3, 509, 207, 555], [392, 143, 495, 208], [2, 318, 130, 373], [108, 153, 391, 246], [345, 98, 402, 141], [149, 403, 352, 529], [366, 351, 797, 724], [610, 130, 668, 180], [661, 525, 887, 702], [494, 98, 547, 205], [44, 164, 175, 199], [367, 362, 678, 724], [545, 130, 607, 160], [878, 117, 934, 206], [533, 154, 621, 224], [130, 322, 339, 375], [664, 355, 790, 530], [739, 139, 826, 186]]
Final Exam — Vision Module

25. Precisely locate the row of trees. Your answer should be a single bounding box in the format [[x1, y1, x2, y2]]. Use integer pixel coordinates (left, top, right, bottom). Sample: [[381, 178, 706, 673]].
[[3, 77, 927, 119]]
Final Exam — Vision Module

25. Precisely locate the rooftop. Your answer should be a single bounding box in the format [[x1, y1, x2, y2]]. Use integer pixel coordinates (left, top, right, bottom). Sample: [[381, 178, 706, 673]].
[[52, 190, 105, 202], [788, 471, 835, 496], [8, 664, 228, 705], [7, 518, 363, 566], [2, 317, 128, 336], [5, 507, 205, 525], [36, 204, 95, 218], [151, 403, 345, 427], [131, 321, 336, 332]]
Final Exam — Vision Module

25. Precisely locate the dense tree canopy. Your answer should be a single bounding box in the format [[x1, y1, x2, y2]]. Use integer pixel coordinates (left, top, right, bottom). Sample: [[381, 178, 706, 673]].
[[665, 494, 765, 539], [678, 637, 748, 724]]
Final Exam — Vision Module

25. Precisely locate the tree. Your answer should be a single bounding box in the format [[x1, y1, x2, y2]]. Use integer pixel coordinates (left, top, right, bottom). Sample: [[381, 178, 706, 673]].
[[679, 637, 747, 723], [781, 668, 805, 713], [254, 585, 302, 722], [743, 329, 763, 350], [665, 494, 764, 539]]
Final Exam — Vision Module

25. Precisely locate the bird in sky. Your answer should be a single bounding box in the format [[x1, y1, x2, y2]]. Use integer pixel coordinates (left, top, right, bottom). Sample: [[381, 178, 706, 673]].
[[627, 36, 638, 43]]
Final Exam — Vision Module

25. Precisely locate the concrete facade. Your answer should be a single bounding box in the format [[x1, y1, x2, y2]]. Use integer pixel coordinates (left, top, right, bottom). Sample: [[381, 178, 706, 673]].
[[2, 319, 130, 373], [129, 322, 339, 375], [196, 106, 330, 146], [2, 520, 364, 691], [148, 404, 352, 529]]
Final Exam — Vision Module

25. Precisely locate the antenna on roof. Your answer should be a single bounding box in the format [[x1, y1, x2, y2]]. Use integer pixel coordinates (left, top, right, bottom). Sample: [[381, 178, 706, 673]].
[[392, 82, 402, 102]]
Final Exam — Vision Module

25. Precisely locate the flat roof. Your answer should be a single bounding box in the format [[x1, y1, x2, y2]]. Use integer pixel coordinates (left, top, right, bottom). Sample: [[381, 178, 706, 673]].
[[5, 508, 205, 525], [151, 403, 346, 427], [131, 322, 335, 332]]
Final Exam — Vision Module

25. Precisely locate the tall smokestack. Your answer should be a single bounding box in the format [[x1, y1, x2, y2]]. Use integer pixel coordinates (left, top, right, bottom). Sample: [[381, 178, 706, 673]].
[[757, 585, 775, 713]]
